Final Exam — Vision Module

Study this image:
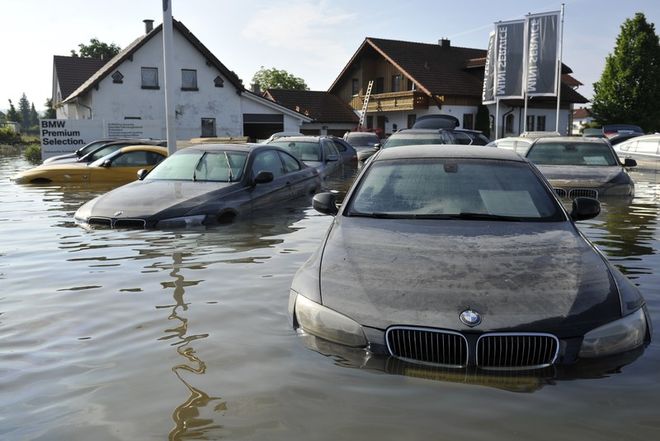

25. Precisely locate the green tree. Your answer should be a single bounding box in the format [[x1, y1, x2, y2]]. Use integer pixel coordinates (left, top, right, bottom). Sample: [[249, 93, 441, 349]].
[[251, 66, 309, 91], [0, 109, 5, 124], [18, 93, 30, 128], [592, 13, 660, 132], [71, 38, 121, 60], [6, 99, 19, 122], [44, 98, 57, 119], [29, 103, 40, 127]]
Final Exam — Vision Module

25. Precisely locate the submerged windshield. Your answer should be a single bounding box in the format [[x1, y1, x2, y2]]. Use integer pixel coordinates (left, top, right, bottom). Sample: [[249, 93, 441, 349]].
[[347, 159, 563, 221], [526, 142, 618, 166], [269, 141, 321, 162], [146, 150, 247, 182]]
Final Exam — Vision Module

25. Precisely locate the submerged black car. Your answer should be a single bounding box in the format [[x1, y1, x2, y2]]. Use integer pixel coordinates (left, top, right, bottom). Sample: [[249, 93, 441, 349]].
[[288, 145, 651, 370], [75, 143, 321, 228]]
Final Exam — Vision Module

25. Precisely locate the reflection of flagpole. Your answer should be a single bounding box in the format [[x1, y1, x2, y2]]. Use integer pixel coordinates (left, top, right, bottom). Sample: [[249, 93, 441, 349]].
[[555, 4, 565, 133], [163, 0, 177, 155]]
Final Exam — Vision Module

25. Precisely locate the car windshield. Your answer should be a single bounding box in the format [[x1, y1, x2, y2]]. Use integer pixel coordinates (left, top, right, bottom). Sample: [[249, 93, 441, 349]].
[[346, 134, 379, 146], [146, 150, 247, 182], [346, 158, 563, 221], [526, 142, 618, 166], [383, 134, 445, 148], [85, 144, 125, 162], [269, 141, 321, 162]]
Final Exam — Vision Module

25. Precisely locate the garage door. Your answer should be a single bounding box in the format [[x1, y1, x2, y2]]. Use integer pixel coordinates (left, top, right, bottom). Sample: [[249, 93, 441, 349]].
[[243, 114, 284, 142]]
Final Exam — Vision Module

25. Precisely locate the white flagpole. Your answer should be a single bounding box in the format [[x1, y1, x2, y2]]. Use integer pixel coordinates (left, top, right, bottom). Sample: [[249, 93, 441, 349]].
[[555, 4, 565, 133], [495, 98, 500, 139], [162, 0, 177, 155], [523, 14, 529, 133]]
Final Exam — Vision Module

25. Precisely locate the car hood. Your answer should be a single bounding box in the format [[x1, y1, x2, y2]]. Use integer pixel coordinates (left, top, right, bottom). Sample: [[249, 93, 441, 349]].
[[534, 165, 623, 184], [80, 180, 235, 219], [318, 217, 620, 336]]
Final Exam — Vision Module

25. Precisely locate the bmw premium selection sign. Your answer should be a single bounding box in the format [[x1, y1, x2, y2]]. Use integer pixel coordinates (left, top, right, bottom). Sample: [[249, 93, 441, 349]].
[[494, 19, 525, 99], [525, 11, 560, 96], [39, 119, 104, 160]]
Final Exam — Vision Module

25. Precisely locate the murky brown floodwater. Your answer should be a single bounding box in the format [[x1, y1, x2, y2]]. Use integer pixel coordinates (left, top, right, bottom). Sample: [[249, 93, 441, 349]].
[[1, 154, 659, 441]]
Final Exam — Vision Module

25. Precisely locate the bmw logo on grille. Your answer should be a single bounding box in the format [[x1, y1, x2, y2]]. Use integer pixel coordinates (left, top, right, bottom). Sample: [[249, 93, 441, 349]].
[[459, 309, 482, 327]]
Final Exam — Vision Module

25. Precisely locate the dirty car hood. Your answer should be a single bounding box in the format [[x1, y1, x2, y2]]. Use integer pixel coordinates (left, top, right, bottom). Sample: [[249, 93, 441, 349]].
[[534, 165, 623, 185], [319, 217, 620, 335]]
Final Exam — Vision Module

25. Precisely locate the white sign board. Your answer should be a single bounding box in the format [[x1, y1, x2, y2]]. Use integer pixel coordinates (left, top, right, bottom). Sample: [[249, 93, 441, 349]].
[[40, 119, 104, 160], [105, 120, 163, 139]]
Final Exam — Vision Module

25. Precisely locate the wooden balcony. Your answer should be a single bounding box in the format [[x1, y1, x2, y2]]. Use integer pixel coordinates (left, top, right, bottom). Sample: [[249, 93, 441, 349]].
[[349, 90, 429, 113]]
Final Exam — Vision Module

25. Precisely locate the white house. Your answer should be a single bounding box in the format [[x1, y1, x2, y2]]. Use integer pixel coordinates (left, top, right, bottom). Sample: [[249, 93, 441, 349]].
[[53, 19, 311, 141]]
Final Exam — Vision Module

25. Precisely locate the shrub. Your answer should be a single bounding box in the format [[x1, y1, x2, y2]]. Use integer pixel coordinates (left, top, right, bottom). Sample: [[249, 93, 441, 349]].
[[0, 126, 22, 145], [24, 144, 42, 164]]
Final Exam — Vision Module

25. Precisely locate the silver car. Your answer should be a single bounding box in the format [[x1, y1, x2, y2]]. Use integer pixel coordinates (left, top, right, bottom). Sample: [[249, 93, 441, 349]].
[[613, 134, 660, 169]]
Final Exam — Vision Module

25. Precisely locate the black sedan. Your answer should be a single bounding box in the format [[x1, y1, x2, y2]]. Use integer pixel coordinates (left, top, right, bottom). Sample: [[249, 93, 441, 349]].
[[75, 144, 321, 228], [288, 145, 651, 370]]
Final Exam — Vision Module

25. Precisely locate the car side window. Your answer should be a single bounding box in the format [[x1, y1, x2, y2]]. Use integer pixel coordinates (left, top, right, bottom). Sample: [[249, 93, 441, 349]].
[[322, 141, 338, 161], [442, 132, 455, 144], [279, 151, 301, 173], [453, 132, 472, 145], [111, 151, 151, 167], [331, 140, 347, 152], [252, 150, 284, 179]]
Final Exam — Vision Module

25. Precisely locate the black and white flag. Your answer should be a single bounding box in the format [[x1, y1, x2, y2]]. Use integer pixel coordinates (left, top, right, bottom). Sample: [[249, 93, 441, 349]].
[[525, 11, 561, 96], [494, 19, 525, 99]]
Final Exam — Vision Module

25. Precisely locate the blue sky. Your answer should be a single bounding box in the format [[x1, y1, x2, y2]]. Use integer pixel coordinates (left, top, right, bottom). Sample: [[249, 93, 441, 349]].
[[1, 0, 659, 111]]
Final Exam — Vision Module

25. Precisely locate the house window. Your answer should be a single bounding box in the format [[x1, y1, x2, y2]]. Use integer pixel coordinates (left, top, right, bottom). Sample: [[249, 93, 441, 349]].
[[214, 76, 224, 87], [391, 74, 402, 92], [112, 71, 124, 84], [537, 115, 546, 131], [351, 78, 359, 95], [505, 114, 514, 134], [374, 77, 384, 94], [141, 67, 159, 89], [526, 115, 535, 131], [462, 113, 474, 130], [201, 118, 216, 137], [181, 69, 198, 90], [366, 115, 373, 129], [407, 114, 416, 128]]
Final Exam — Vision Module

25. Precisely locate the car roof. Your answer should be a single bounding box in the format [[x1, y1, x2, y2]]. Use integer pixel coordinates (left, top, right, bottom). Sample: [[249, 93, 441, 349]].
[[118, 145, 169, 153], [270, 136, 322, 142], [390, 129, 447, 135], [374, 145, 526, 162], [533, 136, 609, 144]]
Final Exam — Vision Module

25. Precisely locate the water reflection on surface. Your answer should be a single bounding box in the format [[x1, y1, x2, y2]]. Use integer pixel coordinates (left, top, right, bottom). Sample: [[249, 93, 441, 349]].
[[1, 154, 659, 440]]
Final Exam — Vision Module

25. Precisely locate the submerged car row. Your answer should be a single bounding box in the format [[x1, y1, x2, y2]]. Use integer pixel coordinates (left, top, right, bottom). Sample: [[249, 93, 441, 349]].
[[12, 131, 652, 376]]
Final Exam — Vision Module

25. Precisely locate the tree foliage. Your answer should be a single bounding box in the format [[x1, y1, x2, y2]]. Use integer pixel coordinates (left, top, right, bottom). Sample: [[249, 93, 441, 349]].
[[592, 13, 660, 132], [44, 98, 57, 119], [71, 38, 121, 60], [6, 99, 19, 123], [251, 66, 309, 91], [18, 94, 31, 128]]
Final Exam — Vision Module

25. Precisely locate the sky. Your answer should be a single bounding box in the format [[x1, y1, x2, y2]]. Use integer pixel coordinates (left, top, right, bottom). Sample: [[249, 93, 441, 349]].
[[1, 0, 659, 112]]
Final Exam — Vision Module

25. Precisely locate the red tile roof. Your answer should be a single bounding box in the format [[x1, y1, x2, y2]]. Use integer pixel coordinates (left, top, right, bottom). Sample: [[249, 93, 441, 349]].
[[264, 89, 358, 123]]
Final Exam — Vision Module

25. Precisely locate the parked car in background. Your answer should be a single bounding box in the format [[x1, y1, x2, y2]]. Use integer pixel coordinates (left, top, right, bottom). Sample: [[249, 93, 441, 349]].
[[289, 145, 651, 370], [262, 131, 304, 144], [381, 129, 455, 149], [12, 145, 168, 185], [267, 136, 354, 180], [411, 114, 460, 129], [582, 128, 605, 138], [45, 139, 168, 165], [613, 134, 660, 167], [603, 124, 644, 139], [74, 144, 321, 229], [453, 129, 490, 145], [525, 137, 636, 199], [42, 138, 160, 164], [326, 136, 358, 165], [520, 131, 561, 139], [608, 132, 644, 146], [487, 136, 534, 155], [343, 131, 381, 162]]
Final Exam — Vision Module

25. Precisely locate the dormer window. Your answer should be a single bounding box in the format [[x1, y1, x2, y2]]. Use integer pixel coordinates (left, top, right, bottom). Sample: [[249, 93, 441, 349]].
[[112, 71, 124, 84], [214, 76, 224, 88]]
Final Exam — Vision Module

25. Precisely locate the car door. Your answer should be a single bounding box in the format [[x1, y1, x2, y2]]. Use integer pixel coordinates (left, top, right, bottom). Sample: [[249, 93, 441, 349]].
[[92, 150, 165, 184], [278, 150, 316, 199], [248, 149, 290, 211], [321, 140, 342, 179]]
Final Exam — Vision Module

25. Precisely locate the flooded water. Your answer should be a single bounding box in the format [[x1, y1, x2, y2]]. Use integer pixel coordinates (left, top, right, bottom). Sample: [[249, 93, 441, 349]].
[[1, 153, 659, 441]]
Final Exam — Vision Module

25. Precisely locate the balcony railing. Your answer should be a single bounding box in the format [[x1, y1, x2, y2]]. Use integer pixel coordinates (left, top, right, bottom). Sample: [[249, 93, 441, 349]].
[[350, 90, 429, 112]]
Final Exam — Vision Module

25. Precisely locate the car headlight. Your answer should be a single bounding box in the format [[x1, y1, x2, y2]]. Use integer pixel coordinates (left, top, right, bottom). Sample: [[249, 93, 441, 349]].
[[156, 214, 206, 228], [294, 294, 367, 348], [579, 308, 648, 358]]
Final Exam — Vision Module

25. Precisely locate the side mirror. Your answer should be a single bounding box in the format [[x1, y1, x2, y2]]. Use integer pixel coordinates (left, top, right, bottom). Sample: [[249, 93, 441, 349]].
[[137, 169, 149, 180], [254, 170, 274, 184], [374, 143, 381, 150], [312, 192, 338, 215], [326, 154, 339, 162], [624, 158, 637, 167], [571, 197, 600, 221], [101, 159, 112, 168]]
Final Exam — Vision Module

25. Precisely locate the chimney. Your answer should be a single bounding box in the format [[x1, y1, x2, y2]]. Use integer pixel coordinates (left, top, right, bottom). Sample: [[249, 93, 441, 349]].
[[439, 38, 450, 48], [251, 83, 261, 94], [143, 19, 154, 34]]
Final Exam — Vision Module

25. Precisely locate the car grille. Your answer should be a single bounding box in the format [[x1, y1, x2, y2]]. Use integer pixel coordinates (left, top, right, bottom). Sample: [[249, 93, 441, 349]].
[[569, 188, 598, 199], [386, 327, 559, 369], [86, 217, 146, 229], [554, 188, 567, 198], [476, 333, 559, 369], [386, 327, 468, 367]]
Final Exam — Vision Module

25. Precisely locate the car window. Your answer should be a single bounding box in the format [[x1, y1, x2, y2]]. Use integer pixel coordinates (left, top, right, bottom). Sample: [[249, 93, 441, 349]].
[[269, 141, 321, 162], [453, 132, 472, 145], [252, 150, 284, 178], [347, 159, 563, 221], [636, 139, 659, 155], [383, 133, 447, 148], [322, 141, 338, 160], [86, 144, 126, 161], [279, 151, 301, 173], [331, 140, 347, 152], [526, 142, 618, 166], [109, 150, 163, 167], [346, 133, 379, 146], [145, 150, 247, 181]]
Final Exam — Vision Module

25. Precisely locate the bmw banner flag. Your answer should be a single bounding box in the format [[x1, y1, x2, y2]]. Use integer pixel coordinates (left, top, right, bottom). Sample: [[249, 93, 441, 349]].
[[482, 31, 496, 104], [494, 19, 525, 99], [525, 11, 561, 97]]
